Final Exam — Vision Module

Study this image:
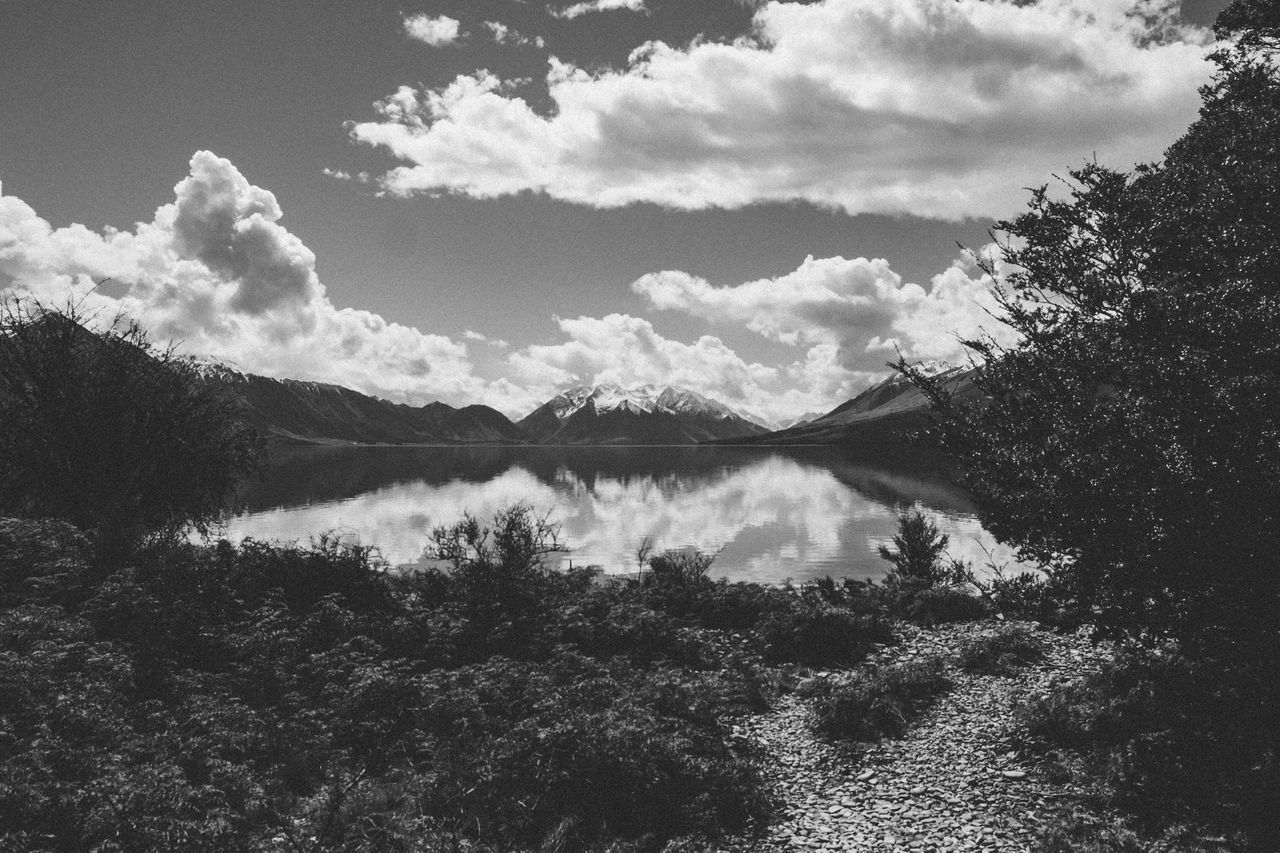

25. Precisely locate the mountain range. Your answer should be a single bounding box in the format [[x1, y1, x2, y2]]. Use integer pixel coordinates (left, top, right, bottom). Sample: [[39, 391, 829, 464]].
[[720, 366, 979, 464], [517, 384, 768, 445], [211, 366, 973, 454], [210, 368, 526, 445]]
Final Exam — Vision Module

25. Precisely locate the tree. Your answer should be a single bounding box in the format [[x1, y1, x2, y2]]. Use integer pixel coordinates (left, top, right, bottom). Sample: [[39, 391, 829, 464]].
[[902, 0, 1280, 660], [0, 300, 260, 560]]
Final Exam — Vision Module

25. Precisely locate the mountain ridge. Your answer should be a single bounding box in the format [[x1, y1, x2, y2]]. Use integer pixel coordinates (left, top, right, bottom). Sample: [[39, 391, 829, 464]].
[[207, 367, 528, 445], [518, 383, 768, 445]]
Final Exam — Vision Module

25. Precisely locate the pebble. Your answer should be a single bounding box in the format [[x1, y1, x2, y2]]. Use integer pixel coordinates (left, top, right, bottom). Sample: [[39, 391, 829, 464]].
[[716, 620, 1110, 853]]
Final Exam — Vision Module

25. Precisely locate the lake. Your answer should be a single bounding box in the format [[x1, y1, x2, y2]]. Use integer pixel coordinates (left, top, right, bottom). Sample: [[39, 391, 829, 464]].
[[223, 445, 1017, 585]]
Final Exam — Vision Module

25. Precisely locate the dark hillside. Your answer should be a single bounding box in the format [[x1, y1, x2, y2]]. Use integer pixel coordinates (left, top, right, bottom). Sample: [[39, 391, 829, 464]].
[[211, 369, 528, 445]]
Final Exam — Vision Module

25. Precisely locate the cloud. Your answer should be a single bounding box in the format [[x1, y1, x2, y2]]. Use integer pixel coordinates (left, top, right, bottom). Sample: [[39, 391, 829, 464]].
[[0, 154, 1023, 427], [352, 0, 1212, 219], [403, 14, 461, 46], [483, 20, 546, 48], [633, 251, 1017, 374], [502, 312, 877, 426], [0, 153, 489, 407], [553, 0, 647, 20]]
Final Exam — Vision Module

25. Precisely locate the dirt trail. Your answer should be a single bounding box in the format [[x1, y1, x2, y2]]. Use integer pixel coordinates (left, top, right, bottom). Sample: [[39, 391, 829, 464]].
[[721, 622, 1109, 853]]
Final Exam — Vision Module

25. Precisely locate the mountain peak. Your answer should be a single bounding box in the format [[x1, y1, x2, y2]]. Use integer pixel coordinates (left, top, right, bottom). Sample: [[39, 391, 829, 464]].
[[520, 382, 766, 444]]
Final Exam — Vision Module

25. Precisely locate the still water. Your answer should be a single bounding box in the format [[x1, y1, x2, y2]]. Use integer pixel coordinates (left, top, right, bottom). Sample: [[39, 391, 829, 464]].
[[223, 445, 1015, 585]]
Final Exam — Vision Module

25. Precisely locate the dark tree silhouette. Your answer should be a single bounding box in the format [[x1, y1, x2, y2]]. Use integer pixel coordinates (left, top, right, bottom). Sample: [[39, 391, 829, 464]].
[[0, 299, 259, 559], [903, 0, 1280, 658]]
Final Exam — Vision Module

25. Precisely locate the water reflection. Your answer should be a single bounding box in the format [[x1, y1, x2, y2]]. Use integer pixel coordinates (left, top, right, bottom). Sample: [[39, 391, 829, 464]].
[[224, 446, 1016, 584]]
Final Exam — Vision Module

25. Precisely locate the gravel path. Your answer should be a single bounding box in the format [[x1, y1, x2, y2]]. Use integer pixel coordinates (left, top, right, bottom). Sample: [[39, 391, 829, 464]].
[[720, 621, 1110, 853]]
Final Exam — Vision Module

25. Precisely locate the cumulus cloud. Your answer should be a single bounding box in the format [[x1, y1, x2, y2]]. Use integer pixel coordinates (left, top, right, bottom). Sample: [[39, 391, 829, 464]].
[[553, 0, 647, 20], [352, 0, 1212, 219], [502, 312, 875, 426], [0, 153, 489, 407], [633, 251, 1017, 374], [0, 153, 1025, 426], [403, 14, 461, 46]]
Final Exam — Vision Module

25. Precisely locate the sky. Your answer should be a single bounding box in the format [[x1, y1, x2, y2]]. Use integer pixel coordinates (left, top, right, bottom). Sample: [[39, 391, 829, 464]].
[[0, 0, 1230, 425]]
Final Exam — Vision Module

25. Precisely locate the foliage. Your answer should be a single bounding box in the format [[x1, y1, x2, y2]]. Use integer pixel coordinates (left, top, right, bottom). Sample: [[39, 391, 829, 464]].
[[876, 512, 987, 625], [972, 565, 1079, 628], [897, 1, 1280, 661], [0, 301, 259, 561], [898, 8, 1280, 844], [632, 550, 892, 667], [897, 586, 988, 626], [1035, 809, 1235, 853], [1018, 649, 1279, 849], [755, 602, 889, 667], [877, 512, 953, 588], [646, 548, 717, 588], [956, 625, 1045, 675], [812, 657, 952, 741], [0, 511, 782, 852]]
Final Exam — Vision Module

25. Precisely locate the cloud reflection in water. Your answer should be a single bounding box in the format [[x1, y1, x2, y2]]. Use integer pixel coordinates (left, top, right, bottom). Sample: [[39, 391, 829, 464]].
[[224, 446, 1018, 584]]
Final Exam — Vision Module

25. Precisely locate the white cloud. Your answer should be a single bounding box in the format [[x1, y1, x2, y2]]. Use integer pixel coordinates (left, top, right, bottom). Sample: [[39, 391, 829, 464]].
[[353, 0, 1212, 220], [483, 20, 546, 48], [502, 312, 875, 426], [0, 154, 1022, 427], [633, 251, 1017, 374], [403, 14, 461, 46], [0, 153, 489, 407], [553, 0, 646, 20]]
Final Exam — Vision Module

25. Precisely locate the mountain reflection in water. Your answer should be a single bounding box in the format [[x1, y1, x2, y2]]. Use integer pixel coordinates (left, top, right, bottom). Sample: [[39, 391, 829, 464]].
[[225, 445, 1017, 584]]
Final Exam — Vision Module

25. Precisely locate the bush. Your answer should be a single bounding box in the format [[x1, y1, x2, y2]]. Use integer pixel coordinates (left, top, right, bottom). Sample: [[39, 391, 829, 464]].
[[0, 517, 91, 607], [0, 302, 259, 560], [878, 511, 954, 588], [956, 625, 1045, 675], [1035, 810, 1236, 853], [813, 656, 952, 741], [646, 548, 717, 587], [631, 551, 892, 667], [900, 586, 988, 626], [1018, 650, 1279, 849], [757, 602, 891, 667], [876, 512, 987, 625], [0, 507, 776, 852], [982, 570, 1073, 625], [898, 3, 1280, 660]]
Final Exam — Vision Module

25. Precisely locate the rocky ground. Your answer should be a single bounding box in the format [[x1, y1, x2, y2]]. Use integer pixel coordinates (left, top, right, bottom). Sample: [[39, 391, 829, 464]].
[[719, 620, 1112, 853]]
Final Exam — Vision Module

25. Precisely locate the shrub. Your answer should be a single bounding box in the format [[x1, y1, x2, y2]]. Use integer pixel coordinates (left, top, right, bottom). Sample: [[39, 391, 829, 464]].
[[878, 511, 954, 588], [757, 602, 891, 667], [876, 512, 987, 625], [646, 548, 717, 587], [814, 656, 952, 741], [1018, 649, 1279, 849], [0, 302, 259, 561], [0, 517, 91, 607], [897, 3, 1280, 660], [1035, 810, 1236, 853], [956, 625, 1045, 674], [900, 586, 989, 626], [631, 552, 892, 666], [0, 508, 777, 852]]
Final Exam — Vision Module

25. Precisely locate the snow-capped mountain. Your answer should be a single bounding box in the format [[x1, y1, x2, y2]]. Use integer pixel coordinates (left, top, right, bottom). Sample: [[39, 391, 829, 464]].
[[519, 383, 768, 445]]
